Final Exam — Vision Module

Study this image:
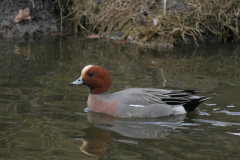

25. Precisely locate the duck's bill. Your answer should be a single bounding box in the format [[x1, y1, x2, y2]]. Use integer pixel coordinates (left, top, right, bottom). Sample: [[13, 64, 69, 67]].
[[69, 77, 84, 86]]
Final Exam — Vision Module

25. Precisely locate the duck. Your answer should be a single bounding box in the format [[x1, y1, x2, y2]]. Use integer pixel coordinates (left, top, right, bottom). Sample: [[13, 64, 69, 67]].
[[69, 65, 215, 118]]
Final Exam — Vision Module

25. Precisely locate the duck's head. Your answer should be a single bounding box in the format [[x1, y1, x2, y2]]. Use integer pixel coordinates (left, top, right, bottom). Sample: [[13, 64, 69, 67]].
[[69, 65, 111, 94]]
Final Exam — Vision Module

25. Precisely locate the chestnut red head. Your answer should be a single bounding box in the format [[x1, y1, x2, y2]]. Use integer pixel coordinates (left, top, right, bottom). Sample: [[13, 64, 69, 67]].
[[69, 65, 111, 94]]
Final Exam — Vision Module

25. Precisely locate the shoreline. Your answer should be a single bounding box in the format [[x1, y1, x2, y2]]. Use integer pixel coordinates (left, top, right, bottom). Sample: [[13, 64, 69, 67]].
[[1, 0, 239, 48]]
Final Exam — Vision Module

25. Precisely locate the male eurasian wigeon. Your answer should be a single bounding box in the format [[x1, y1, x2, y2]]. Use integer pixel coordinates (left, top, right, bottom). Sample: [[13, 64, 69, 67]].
[[69, 65, 215, 118]]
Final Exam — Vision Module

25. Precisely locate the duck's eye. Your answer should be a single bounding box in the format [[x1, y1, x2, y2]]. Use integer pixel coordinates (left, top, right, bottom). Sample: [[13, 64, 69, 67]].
[[88, 72, 93, 77]]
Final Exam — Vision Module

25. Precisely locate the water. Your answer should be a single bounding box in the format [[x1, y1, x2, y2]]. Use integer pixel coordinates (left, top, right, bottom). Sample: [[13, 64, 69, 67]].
[[0, 36, 240, 159]]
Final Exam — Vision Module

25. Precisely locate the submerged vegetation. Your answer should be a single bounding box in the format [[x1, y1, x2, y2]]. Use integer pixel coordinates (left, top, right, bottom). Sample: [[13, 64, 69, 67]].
[[58, 0, 240, 47]]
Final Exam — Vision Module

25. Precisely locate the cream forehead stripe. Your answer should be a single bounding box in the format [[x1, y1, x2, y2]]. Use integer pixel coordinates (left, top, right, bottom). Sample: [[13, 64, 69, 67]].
[[80, 65, 93, 77]]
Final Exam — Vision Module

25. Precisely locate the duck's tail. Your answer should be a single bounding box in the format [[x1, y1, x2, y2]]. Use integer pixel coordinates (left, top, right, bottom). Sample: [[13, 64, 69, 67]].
[[162, 90, 216, 113], [183, 93, 216, 112]]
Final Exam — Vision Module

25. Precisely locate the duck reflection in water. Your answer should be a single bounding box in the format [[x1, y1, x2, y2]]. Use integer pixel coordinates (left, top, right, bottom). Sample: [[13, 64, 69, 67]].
[[79, 125, 110, 156], [73, 112, 195, 156]]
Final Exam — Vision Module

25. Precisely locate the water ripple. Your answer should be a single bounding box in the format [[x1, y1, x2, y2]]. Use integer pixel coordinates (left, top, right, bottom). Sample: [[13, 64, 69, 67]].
[[193, 119, 240, 126], [226, 132, 240, 136], [220, 110, 240, 116]]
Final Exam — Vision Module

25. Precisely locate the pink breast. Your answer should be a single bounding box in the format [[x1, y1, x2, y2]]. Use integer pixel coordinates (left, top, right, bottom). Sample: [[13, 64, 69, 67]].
[[87, 94, 118, 116]]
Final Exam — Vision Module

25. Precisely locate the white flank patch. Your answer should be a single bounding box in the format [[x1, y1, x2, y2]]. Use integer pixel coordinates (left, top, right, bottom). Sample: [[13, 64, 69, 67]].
[[130, 105, 145, 108], [81, 65, 93, 77], [189, 96, 200, 99], [172, 105, 187, 115]]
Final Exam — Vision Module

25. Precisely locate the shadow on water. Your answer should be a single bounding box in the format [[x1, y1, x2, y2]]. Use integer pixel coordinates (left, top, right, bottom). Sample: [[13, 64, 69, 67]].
[[0, 35, 240, 159]]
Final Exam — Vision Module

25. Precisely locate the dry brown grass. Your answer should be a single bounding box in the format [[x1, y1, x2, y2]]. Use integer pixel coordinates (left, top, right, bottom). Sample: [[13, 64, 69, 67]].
[[58, 0, 240, 47]]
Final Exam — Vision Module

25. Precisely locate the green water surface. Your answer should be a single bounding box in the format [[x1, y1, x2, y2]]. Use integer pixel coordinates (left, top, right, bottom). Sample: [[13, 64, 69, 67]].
[[0, 36, 240, 159]]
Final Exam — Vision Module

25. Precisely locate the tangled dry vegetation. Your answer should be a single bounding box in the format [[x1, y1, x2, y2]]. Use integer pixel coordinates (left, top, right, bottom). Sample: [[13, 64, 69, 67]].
[[58, 0, 240, 47]]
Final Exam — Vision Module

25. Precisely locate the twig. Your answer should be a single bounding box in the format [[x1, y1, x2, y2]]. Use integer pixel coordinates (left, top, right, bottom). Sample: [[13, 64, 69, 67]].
[[160, 69, 167, 87], [58, 0, 63, 35], [62, 7, 79, 20], [30, 0, 35, 8], [199, 21, 218, 35], [163, 0, 167, 16], [78, 22, 91, 33]]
